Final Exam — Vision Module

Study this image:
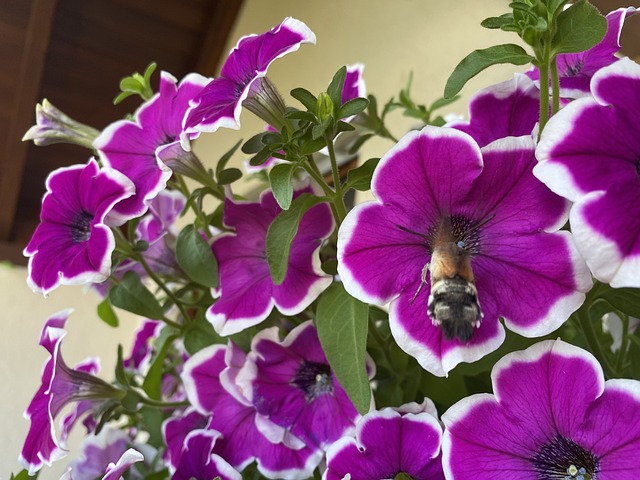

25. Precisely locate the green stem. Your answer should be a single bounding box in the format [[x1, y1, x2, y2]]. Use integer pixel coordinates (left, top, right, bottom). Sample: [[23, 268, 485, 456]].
[[136, 253, 190, 326], [575, 307, 617, 379], [550, 57, 560, 115], [175, 175, 213, 240], [324, 133, 347, 224], [538, 57, 550, 136], [137, 395, 189, 409], [302, 157, 343, 224]]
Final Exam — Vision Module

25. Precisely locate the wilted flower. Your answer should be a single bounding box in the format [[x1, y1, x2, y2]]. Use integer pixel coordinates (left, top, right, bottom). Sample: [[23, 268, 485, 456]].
[[535, 58, 640, 287], [24, 158, 134, 295], [338, 127, 591, 375], [442, 339, 640, 479], [22, 99, 100, 148]]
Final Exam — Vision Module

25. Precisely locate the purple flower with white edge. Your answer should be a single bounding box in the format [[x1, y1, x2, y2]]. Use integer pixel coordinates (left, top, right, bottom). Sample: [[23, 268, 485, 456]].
[[182, 17, 315, 145], [448, 73, 540, 147], [172, 429, 242, 480], [237, 321, 364, 449], [59, 357, 100, 447], [338, 126, 592, 376], [95, 71, 207, 224], [535, 58, 640, 287], [526, 7, 638, 98], [208, 185, 333, 336], [342, 63, 367, 120], [66, 427, 130, 479], [325, 398, 444, 480], [123, 319, 163, 372], [163, 407, 211, 473], [442, 339, 640, 479], [20, 310, 124, 474], [24, 158, 134, 295], [181, 343, 323, 478], [60, 448, 144, 480]]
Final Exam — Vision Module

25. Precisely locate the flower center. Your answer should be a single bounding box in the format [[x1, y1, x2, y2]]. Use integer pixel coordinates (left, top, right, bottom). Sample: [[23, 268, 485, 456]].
[[565, 60, 584, 77], [530, 435, 598, 480], [292, 360, 333, 401], [69, 210, 93, 242], [394, 473, 414, 480]]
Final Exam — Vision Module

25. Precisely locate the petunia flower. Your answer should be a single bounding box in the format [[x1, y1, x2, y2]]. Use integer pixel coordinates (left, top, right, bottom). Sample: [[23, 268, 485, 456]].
[[60, 448, 144, 480], [535, 58, 640, 287], [180, 342, 323, 478], [526, 7, 638, 98], [237, 321, 364, 449], [208, 185, 333, 336], [441, 339, 640, 479], [94, 71, 207, 224], [337, 126, 591, 376], [324, 399, 445, 480], [182, 17, 316, 146], [22, 99, 100, 149], [20, 310, 125, 474], [172, 429, 242, 480], [24, 158, 135, 295], [447, 73, 540, 147], [66, 427, 132, 479]]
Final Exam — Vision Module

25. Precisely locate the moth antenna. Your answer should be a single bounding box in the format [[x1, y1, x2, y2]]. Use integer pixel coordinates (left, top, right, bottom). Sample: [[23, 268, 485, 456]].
[[463, 214, 495, 237], [396, 224, 430, 241]]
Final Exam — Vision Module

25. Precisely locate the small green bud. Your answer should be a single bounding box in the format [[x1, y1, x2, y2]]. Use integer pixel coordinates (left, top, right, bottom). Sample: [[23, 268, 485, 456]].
[[316, 92, 334, 123]]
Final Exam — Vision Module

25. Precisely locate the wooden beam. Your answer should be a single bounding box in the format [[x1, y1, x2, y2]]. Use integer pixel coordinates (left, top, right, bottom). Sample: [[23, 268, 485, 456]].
[[194, 0, 245, 76], [0, 0, 58, 240]]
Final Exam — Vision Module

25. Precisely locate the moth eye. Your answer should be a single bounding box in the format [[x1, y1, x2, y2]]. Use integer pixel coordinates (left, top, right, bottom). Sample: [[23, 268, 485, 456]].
[[457, 240, 465, 248]]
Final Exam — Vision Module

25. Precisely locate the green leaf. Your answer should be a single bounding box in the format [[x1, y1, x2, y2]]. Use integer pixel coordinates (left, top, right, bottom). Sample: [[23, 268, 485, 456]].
[[429, 95, 460, 112], [600, 287, 640, 318], [300, 137, 327, 155], [481, 13, 514, 29], [336, 121, 356, 134], [269, 163, 297, 210], [444, 44, 534, 98], [120, 77, 143, 92], [265, 193, 325, 285], [242, 132, 270, 154], [109, 271, 164, 319], [345, 157, 380, 191], [140, 406, 165, 447], [176, 225, 219, 288], [216, 139, 242, 177], [315, 282, 370, 414], [552, 0, 607, 55], [184, 308, 222, 354], [115, 344, 129, 386], [217, 167, 243, 185], [249, 147, 274, 167], [291, 88, 318, 113], [285, 110, 316, 122], [337, 97, 369, 119], [97, 297, 119, 327], [142, 332, 178, 400], [10, 470, 36, 480], [327, 66, 347, 111]]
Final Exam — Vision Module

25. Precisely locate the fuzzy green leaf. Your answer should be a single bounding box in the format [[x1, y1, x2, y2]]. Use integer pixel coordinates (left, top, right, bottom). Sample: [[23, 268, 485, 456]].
[[266, 193, 325, 285], [291, 88, 318, 113], [345, 157, 380, 192], [109, 271, 164, 319], [97, 297, 119, 327], [553, 0, 607, 55], [316, 282, 370, 414], [327, 66, 347, 110], [269, 163, 297, 210], [176, 225, 218, 288], [444, 44, 534, 98]]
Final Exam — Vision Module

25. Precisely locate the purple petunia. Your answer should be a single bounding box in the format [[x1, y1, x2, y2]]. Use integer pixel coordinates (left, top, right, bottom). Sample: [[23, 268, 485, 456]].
[[24, 158, 134, 295], [182, 17, 315, 145], [442, 339, 640, 479], [448, 73, 540, 147], [180, 342, 323, 478], [338, 126, 592, 376], [20, 310, 124, 474], [237, 321, 364, 450], [526, 7, 638, 98], [208, 185, 333, 336], [324, 399, 445, 480], [95, 71, 207, 224], [535, 58, 640, 287]]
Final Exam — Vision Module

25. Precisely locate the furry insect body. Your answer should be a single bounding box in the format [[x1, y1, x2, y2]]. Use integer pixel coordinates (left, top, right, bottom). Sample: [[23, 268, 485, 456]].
[[426, 241, 482, 342]]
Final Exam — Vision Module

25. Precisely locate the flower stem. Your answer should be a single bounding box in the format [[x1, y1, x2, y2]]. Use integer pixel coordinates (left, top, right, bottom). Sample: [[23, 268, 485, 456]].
[[302, 156, 343, 224], [538, 54, 550, 136], [137, 395, 189, 409], [175, 175, 213, 240], [136, 253, 190, 326], [575, 307, 617, 379], [550, 57, 560, 115], [324, 133, 347, 224], [616, 313, 630, 373]]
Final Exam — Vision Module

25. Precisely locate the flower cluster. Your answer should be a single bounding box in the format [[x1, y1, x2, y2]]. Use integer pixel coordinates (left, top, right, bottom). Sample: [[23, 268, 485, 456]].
[[14, 4, 640, 479]]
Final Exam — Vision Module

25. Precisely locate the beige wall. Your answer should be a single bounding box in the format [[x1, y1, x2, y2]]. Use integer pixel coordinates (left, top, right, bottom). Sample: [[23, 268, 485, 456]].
[[1, 1, 525, 477]]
